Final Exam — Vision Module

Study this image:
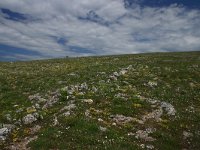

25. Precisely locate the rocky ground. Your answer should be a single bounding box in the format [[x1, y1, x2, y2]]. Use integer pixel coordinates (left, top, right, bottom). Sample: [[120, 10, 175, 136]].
[[0, 52, 200, 149]]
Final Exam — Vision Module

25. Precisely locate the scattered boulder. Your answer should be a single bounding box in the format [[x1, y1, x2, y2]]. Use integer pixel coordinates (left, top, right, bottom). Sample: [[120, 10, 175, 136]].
[[119, 65, 132, 76], [42, 95, 59, 109], [83, 99, 93, 104], [146, 98, 158, 104], [142, 108, 163, 122], [16, 108, 23, 113], [112, 122, 117, 126], [135, 128, 156, 142], [85, 110, 91, 118], [68, 73, 76, 76], [30, 125, 41, 135], [109, 75, 118, 81], [4, 114, 12, 122], [115, 93, 128, 100], [186, 106, 195, 113], [92, 86, 98, 93], [119, 70, 128, 76], [160, 102, 176, 116], [22, 114, 38, 125], [62, 111, 71, 117], [109, 65, 132, 82], [127, 65, 133, 70], [35, 103, 40, 109], [80, 82, 88, 91], [111, 114, 134, 125], [147, 81, 158, 87], [28, 93, 40, 101], [141, 97, 176, 122], [146, 145, 155, 149], [60, 104, 76, 112], [28, 93, 47, 103], [0, 124, 15, 141], [98, 118, 104, 122], [99, 126, 107, 132], [183, 131, 193, 139], [0, 128, 10, 141], [113, 72, 119, 77]]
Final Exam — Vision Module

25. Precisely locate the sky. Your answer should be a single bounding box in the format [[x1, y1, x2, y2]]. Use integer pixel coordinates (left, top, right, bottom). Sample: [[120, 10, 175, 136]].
[[0, 0, 200, 61]]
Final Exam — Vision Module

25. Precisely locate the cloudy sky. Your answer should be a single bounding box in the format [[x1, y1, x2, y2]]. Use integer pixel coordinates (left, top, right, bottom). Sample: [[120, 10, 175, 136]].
[[0, 0, 200, 61]]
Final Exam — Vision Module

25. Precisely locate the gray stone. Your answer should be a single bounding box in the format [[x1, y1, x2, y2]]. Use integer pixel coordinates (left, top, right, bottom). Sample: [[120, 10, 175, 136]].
[[61, 104, 76, 112], [183, 131, 193, 139], [98, 118, 104, 122], [83, 99, 93, 104], [161, 102, 176, 116], [127, 65, 133, 70], [16, 108, 23, 113], [147, 81, 157, 87], [28, 93, 47, 103], [142, 108, 163, 122], [63, 111, 71, 117], [0, 128, 9, 136], [35, 103, 40, 109], [112, 114, 134, 125], [109, 75, 118, 81], [92, 86, 98, 92], [33, 112, 39, 118], [135, 129, 156, 142], [22, 114, 37, 125], [146, 145, 154, 149], [127, 132, 135, 136], [113, 72, 119, 77], [99, 126, 107, 132], [42, 95, 59, 109], [80, 82, 88, 90], [5, 114, 12, 122], [85, 110, 90, 118], [146, 99, 159, 104], [0, 127, 11, 141], [119, 70, 128, 76], [32, 125, 41, 134], [2, 124, 16, 129]]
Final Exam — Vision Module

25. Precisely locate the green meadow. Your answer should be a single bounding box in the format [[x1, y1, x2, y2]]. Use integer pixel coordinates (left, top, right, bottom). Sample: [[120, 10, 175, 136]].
[[0, 51, 199, 149]]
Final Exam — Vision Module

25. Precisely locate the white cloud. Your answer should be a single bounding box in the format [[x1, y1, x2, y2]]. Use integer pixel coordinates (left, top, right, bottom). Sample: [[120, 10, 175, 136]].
[[0, 0, 200, 60]]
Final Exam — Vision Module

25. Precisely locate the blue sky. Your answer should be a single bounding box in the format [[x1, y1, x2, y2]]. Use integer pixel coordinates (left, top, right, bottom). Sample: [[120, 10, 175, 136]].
[[0, 0, 200, 61]]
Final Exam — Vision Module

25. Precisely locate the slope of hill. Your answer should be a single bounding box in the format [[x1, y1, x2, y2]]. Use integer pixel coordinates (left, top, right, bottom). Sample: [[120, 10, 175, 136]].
[[0, 51, 200, 149]]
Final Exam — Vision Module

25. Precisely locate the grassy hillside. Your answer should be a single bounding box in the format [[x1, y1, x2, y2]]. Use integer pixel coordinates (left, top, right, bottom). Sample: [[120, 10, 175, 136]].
[[0, 51, 200, 150]]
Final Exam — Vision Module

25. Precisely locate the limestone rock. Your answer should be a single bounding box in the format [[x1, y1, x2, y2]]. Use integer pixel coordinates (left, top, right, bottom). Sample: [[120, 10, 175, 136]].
[[161, 102, 176, 116], [99, 126, 107, 132], [0, 128, 9, 136], [183, 131, 193, 139], [135, 129, 156, 142], [61, 104, 76, 112], [111, 114, 134, 125], [63, 111, 71, 117], [22, 114, 37, 125], [83, 99, 93, 104]]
